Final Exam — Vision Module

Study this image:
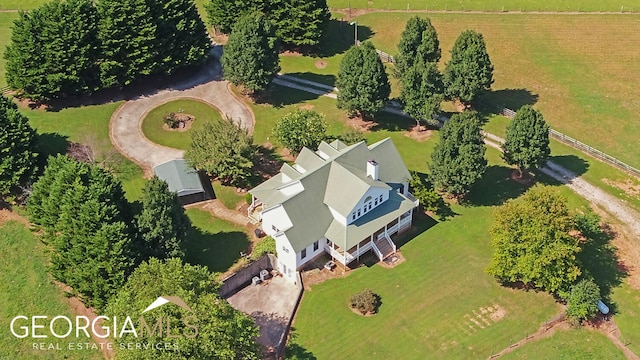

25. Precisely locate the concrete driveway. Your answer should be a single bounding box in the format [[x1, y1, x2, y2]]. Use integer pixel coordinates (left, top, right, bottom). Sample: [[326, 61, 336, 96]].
[[109, 45, 254, 174]]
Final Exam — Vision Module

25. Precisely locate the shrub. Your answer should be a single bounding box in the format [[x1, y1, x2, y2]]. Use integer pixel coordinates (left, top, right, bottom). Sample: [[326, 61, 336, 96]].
[[251, 236, 276, 261], [164, 112, 180, 128], [349, 289, 379, 315], [245, 193, 253, 204], [566, 278, 601, 322]]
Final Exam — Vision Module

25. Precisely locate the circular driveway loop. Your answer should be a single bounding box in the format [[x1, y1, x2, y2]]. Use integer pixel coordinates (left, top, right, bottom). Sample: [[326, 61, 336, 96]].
[[109, 46, 254, 174]]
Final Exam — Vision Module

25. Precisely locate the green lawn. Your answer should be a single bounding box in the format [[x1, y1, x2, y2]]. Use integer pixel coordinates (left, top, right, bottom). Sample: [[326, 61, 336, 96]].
[[184, 208, 251, 274], [211, 181, 245, 209], [352, 13, 640, 169], [0, 1, 47, 10], [0, 221, 102, 359], [21, 102, 146, 201], [0, 12, 18, 88], [612, 284, 640, 356], [500, 328, 626, 359], [141, 99, 222, 150], [327, 0, 636, 12], [482, 114, 640, 213]]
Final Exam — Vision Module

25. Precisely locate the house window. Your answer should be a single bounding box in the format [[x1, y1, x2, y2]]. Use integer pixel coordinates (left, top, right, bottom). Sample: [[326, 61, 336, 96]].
[[374, 198, 378, 206], [352, 213, 356, 220], [313, 241, 319, 251], [357, 209, 361, 217], [272, 224, 279, 232], [363, 206, 367, 214], [379, 195, 383, 202], [282, 264, 287, 274], [368, 203, 372, 210], [301, 248, 307, 259], [282, 246, 289, 253]]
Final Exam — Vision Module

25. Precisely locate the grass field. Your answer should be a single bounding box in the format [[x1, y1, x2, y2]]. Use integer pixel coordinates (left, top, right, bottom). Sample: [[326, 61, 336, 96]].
[[327, 0, 637, 12], [612, 284, 640, 355], [21, 102, 146, 201], [184, 208, 251, 274], [0, 221, 103, 359], [350, 13, 640, 169], [211, 181, 245, 209], [141, 99, 222, 150], [500, 328, 626, 359]]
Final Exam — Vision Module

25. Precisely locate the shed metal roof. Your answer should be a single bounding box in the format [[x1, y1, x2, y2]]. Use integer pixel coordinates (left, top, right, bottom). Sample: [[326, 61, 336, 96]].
[[154, 159, 205, 197]]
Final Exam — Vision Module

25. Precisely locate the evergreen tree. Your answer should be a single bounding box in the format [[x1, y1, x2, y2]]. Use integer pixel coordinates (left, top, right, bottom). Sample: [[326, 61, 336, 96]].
[[400, 61, 444, 127], [4, 0, 100, 100], [502, 105, 550, 176], [107, 258, 261, 359], [0, 95, 38, 195], [185, 118, 256, 186], [221, 12, 280, 93], [429, 111, 487, 198], [149, 0, 210, 75], [443, 30, 493, 106], [486, 185, 582, 294], [336, 42, 391, 119], [396, 16, 440, 75], [97, 0, 159, 88], [269, 0, 330, 47], [205, 0, 266, 34], [136, 176, 190, 260], [273, 110, 327, 155], [28, 155, 135, 310]]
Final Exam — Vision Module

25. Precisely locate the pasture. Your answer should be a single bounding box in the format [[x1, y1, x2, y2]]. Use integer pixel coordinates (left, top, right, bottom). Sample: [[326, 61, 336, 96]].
[[326, 0, 637, 12]]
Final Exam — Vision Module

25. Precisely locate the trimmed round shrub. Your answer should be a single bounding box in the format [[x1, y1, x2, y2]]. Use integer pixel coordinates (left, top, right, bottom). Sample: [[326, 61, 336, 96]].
[[349, 289, 379, 315]]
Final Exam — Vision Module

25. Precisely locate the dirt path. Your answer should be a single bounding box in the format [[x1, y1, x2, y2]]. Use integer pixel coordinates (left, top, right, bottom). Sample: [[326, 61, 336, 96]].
[[109, 45, 254, 176], [589, 317, 640, 360]]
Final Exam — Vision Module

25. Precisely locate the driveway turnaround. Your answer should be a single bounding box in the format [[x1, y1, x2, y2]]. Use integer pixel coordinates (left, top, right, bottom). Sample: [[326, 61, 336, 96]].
[[109, 45, 254, 174]]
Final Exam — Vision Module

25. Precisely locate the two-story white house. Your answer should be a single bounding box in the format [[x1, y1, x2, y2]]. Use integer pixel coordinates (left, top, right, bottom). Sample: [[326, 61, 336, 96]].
[[248, 138, 419, 283]]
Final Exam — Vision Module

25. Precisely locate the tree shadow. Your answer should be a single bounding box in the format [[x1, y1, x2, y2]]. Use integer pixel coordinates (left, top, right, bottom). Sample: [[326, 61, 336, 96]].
[[370, 111, 417, 132], [577, 221, 626, 303], [247, 146, 286, 188], [251, 311, 289, 354], [477, 88, 539, 112], [281, 72, 336, 88], [184, 227, 250, 273], [548, 155, 590, 178], [255, 83, 322, 108], [308, 19, 373, 58], [36, 132, 69, 159], [467, 165, 532, 206], [285, 327, 317, 360]]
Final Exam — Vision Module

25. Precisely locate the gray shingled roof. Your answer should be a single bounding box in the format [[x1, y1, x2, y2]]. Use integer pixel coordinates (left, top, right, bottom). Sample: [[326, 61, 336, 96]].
[[154, 159, 204, 197], [249, 138, 413, 253]]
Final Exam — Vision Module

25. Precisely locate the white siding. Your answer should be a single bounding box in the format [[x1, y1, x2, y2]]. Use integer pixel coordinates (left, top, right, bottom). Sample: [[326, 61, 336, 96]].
[[262, 204, 293, 236], [347, 188, 389, 224], [274, 233, 297, 282], [296, 237, 325, 268]]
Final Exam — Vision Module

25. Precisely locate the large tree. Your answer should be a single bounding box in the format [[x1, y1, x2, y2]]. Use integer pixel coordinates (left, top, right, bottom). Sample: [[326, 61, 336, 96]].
[[486, 185, 582, 294], [429, 111, 487, 198], [336, 42, 391, 119], [136, 177, 191, 260], [443, 30, 493, 106], [28, 155, 136, 310], [4, 0, 100, 100], [502, 105, 550, 176], [0, 95, 38, 195], [221, 12, 280, 93], [150, 0, 210, 75], [400, 61, 444, 127], [97, 0, 158, 88], [107, 258, 261, 360], [273, 110, 327, 155], [269, 0, 331, 47], [205, 0, 266, 34], [396, 16, 441, 75], [185, 118, 256, 186]]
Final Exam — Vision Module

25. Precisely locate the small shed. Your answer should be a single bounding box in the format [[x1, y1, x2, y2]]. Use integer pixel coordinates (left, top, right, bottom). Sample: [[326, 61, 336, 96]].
[[154, 159, 206, 205]]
